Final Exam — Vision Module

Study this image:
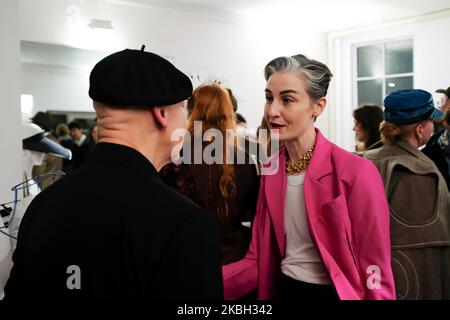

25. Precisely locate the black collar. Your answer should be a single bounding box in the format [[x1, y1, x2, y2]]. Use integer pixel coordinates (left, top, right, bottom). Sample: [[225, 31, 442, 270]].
[[89, 142, 160, 180]]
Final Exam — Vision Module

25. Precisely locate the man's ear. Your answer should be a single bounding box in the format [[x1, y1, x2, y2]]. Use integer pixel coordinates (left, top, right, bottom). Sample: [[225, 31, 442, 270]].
[[151, 106, 169, 129], [415, 123, 424, 139]]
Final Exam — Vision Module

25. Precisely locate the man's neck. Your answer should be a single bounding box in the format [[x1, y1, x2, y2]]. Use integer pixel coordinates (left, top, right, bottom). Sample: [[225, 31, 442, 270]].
[[98, 135, 168, 172], [94, 103, 170, 171]]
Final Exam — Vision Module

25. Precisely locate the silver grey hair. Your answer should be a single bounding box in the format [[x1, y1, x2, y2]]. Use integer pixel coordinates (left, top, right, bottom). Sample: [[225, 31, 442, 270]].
[[264, 54, 333, 100]]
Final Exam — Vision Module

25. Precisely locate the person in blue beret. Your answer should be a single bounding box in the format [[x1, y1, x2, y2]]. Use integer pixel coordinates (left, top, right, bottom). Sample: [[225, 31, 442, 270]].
[[365, 89, 450, 300]]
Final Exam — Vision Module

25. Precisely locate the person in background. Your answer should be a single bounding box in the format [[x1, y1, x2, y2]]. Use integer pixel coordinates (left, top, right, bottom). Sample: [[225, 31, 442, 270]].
[[365, 89, 450, 300], [437, 86, 450, 114], [56, 123, 73, 145], [225, 87, 261, 175], [236, 113, 247, 129], [255, 116, 272, 164], [68, 121, 88, 170], [56, 123, 75, 148], [235, 112, 260, 166], [80, 122, 98, 163], [227, 88, 238, 113], [91, 122, 98, 143], [422, 109, 450, 190], [223, 54, 395, 300], [31, 111, 58, 140], [68, 121, 86, 147], [161, 83, 260, 265], [352, 105, 384, 154], [226, 87, 259, 165], [30, 111, 64, 189], [434, 86, 450, 132], [56, 123, 75, 174], [5, 47, 223, 299]]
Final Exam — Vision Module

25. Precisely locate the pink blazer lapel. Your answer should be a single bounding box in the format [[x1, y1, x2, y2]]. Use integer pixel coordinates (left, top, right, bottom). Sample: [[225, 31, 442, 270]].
[[304, 130, 335, 227], [303, 130, 341, 274], [264, 148, 287, 257], [263, 129, 335, 258]]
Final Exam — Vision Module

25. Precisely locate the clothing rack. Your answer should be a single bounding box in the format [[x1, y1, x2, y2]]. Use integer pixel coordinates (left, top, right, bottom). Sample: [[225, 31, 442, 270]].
[[0, 171, 66, 240]]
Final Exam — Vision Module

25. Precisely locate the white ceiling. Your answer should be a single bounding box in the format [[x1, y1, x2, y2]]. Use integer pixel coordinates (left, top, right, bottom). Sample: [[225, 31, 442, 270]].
[[116, 0, 450, 31], [145, 0, 450, 14], [21, 41, 109, 69]]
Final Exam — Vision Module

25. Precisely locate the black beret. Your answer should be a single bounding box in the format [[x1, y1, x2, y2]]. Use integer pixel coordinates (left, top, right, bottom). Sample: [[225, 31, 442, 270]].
[[436, 86, 450, 98], [89, 48, 193, 108]]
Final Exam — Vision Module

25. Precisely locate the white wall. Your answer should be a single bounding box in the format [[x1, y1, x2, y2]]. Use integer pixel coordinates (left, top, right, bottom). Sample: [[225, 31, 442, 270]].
[[414, 16, 450, 94], [0, 0, 22, 204], [329, 12, 450, 151], [21, 63, 93, 113], [18, 0, 328, 133]]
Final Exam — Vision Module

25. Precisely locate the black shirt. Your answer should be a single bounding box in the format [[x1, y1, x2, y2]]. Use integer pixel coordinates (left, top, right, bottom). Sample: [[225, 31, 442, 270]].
[[5, 143, 223, 299], [422, 130, 450, 191]]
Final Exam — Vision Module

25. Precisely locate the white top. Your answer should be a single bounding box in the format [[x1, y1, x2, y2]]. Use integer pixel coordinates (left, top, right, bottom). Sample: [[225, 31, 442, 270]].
[[75, 134, 87, 147], [280, 172, 331, 285]]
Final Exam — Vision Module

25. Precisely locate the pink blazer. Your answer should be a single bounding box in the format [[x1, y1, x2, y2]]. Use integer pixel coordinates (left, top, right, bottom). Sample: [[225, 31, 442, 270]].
[[223, 129, 396, 300]]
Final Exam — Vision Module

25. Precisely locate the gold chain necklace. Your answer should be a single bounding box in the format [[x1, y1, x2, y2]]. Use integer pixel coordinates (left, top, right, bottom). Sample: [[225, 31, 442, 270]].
[[286, 148, 314, 175]]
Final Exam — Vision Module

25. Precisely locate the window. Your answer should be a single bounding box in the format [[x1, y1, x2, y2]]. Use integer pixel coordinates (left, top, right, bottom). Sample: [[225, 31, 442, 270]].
[[21, 94, 34, 117], [355, 39, 413, 108]]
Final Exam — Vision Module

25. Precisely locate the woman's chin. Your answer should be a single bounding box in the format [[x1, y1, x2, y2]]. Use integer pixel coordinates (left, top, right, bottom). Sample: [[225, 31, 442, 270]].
[[270, 127, 284, 136], [275, 134, 291, 144]]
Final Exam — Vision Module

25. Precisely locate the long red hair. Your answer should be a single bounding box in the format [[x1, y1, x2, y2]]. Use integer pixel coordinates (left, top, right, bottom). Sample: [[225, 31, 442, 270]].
[[187, 84, 237, 221]]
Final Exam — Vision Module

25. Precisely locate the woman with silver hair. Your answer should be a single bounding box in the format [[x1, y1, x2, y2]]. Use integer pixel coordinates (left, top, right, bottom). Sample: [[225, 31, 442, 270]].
[[222, 54, 396, 300]]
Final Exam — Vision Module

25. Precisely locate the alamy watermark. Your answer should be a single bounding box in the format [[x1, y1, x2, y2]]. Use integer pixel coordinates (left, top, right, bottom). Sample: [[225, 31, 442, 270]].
[[66, 265, 81, 290], [366, 265, 381, 290], [170, 121, 280, 175]]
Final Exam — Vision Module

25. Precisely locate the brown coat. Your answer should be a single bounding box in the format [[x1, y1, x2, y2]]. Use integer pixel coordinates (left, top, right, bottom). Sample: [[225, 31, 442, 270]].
[[365, 141, 450, 299]]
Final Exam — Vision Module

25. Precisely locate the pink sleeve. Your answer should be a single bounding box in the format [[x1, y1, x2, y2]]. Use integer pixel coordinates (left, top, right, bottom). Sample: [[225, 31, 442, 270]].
[[222, 177, 266, 299], [348, 161, 396, 300]]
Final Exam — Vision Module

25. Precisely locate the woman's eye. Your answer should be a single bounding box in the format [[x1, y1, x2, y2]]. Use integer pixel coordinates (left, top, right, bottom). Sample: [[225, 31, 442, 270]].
[[265, 95, 273, 102], [282, 97, 293, 104]]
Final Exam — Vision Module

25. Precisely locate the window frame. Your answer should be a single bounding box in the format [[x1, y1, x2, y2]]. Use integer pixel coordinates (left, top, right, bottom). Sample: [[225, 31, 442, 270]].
[[352, 37, 414, 109]]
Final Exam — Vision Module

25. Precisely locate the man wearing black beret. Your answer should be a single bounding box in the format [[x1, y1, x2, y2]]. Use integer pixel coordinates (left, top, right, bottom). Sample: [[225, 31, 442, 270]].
[[5, 47, 224, 299]]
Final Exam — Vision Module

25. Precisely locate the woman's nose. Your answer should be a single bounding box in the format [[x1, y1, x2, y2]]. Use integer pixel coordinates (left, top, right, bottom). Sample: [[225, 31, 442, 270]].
[[268, 101, 281, 118]]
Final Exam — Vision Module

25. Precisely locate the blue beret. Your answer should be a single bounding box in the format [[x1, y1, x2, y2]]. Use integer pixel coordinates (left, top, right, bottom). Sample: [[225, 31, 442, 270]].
[[383, 89, 443, 126], [89, 48, 193, 108]]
